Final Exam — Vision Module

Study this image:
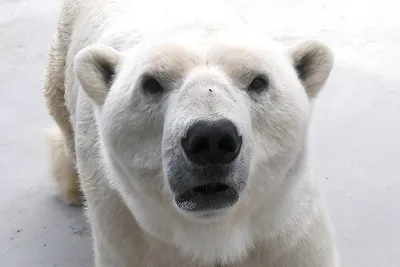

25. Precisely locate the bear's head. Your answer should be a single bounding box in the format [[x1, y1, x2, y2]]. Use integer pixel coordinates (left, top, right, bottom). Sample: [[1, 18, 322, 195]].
[[74, 25, 333, 264]]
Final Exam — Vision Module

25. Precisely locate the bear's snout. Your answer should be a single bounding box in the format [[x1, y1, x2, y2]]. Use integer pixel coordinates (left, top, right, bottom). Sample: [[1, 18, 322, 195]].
[[164, 119, 249, 216]]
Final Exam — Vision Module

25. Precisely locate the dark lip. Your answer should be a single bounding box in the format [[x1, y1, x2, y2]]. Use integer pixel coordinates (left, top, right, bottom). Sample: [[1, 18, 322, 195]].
[[175, 182, 239, 212]]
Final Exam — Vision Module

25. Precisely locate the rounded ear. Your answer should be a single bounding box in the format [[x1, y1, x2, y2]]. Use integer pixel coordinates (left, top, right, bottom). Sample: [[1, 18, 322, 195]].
[[74, 44, 121, 106], [289, 40, 334, 98]]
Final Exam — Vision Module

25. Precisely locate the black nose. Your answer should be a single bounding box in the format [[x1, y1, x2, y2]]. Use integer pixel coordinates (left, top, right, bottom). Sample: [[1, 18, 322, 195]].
[[181, 119, 242, 165]]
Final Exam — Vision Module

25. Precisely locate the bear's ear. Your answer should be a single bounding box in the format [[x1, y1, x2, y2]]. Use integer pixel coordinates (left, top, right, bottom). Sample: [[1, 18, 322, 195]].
[[289, 40, 334, 98], [74, 44, 121, 105]]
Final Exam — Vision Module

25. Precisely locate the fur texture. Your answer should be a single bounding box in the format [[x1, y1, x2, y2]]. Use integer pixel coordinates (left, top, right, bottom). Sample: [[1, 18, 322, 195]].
[[42, 0, 339, 266]]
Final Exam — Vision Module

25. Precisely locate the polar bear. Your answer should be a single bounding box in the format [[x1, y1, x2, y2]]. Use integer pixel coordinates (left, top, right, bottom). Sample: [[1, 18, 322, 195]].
[[42, 0, 339, 266]]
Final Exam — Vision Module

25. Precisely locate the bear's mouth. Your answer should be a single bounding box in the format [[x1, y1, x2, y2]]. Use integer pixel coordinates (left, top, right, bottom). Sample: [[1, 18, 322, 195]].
[[175, 183, 239, 212]]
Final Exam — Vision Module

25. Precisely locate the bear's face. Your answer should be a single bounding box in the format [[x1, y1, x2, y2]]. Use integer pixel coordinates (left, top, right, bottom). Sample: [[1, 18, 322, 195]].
[[74, 27, 333, 263]]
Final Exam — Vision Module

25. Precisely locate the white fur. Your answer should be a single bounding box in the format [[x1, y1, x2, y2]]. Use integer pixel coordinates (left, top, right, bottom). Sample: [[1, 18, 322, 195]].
[[45, 0, 339, 266]]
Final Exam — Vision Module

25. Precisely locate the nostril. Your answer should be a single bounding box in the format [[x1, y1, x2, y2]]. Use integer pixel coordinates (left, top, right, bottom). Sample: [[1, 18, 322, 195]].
[[191, 137, 209, 153], [218, 135, 236, 152]]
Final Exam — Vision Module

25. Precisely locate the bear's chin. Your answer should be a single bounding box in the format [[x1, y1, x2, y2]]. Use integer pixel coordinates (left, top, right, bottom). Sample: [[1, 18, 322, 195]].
[[174, 227, 252, 266]]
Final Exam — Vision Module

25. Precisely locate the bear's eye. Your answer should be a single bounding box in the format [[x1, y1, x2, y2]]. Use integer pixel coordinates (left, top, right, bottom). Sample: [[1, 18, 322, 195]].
[[142, 76, 164, 94], [248, 76, 268, 92]]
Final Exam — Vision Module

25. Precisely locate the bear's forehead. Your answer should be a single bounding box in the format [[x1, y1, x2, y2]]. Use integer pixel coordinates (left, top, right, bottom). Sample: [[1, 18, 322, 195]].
[[139, 40, 283, 82]]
